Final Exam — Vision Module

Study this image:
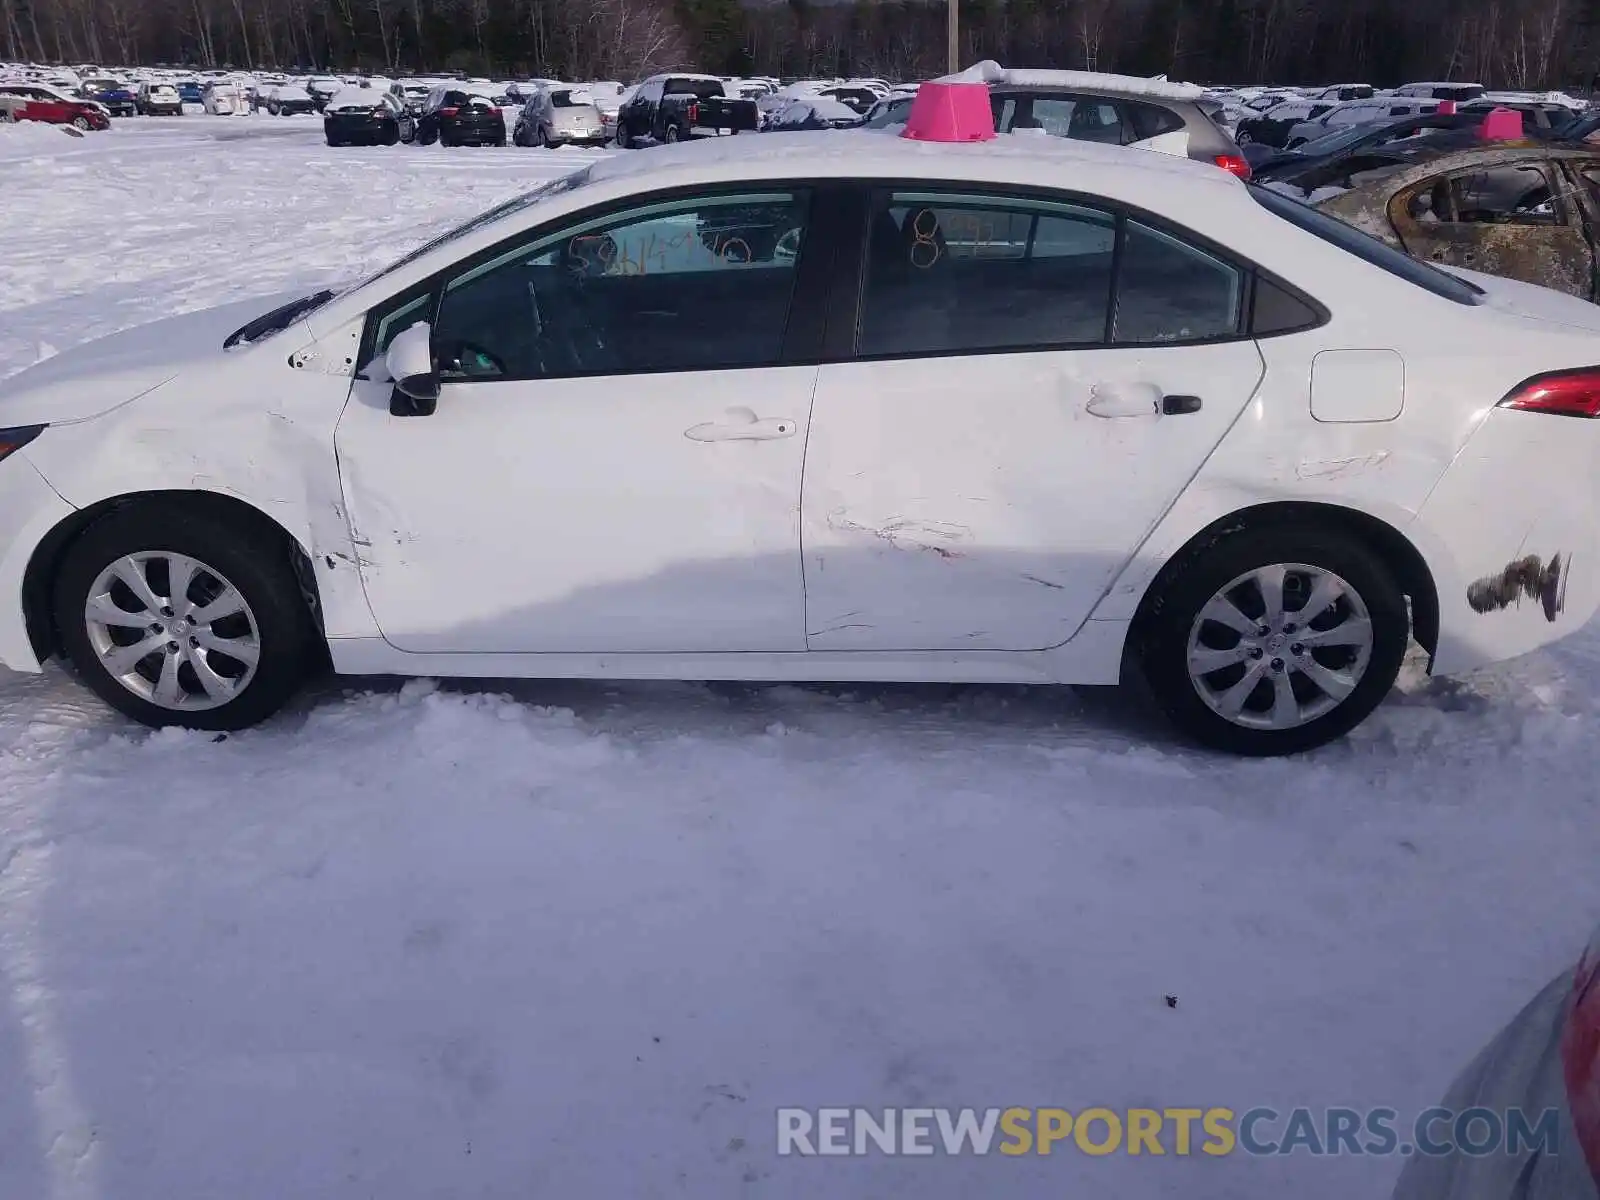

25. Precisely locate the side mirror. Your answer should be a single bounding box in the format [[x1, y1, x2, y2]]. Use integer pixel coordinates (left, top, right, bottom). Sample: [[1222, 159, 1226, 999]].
[[385, 320, 439, 417]]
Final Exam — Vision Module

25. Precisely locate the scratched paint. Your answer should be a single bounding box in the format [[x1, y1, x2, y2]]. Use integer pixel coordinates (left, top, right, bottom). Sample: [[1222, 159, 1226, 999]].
[[1467, 553, 1569, 622]]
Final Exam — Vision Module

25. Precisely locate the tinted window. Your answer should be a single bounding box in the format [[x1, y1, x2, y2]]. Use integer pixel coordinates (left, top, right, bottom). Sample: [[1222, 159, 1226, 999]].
[[995, 95, 1128, 144], [1128, 100, 1185, 140], [864, 97, 912, 128], [1249, 184, 1481, 304], [431, 191, 809, 379], [860, 193, 1116, 355], [1113, 221, 1244, 343]]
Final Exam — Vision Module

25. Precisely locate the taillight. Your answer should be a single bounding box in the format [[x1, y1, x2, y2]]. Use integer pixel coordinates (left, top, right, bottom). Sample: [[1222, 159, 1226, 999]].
[[439, 106, 458, 118], [1214, 153, 1252, 180], [1499, 368, 1600, 418], [687, 101, 699, 124]]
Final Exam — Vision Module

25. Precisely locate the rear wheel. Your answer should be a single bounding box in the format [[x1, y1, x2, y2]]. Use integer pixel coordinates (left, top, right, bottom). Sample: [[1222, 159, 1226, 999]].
[[53, 503, 316, 731], [1138, 525, 1408, 756], [664, 123, 680, 143]]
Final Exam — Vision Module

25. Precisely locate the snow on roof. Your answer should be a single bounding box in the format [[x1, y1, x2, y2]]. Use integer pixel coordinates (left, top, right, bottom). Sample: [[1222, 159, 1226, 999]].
[[802, 95, 862, 121], [327, 88, 381, 110], [943, 60, 1206, 101]]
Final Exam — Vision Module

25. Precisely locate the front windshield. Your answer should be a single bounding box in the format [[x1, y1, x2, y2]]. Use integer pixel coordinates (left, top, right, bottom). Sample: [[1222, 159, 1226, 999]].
[[341, 167, 596, 297]]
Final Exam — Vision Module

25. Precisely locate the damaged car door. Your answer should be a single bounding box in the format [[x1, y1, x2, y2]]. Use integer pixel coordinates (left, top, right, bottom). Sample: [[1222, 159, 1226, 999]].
[[1388, 159, 1595, 298]]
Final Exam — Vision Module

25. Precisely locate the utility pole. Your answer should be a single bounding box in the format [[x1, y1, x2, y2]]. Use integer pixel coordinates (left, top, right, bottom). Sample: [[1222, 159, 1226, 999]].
[[947, 0, 959, 73]]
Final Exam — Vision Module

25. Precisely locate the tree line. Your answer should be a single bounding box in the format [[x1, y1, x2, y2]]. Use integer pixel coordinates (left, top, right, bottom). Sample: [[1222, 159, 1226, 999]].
[[2, 0, 1595, 92]]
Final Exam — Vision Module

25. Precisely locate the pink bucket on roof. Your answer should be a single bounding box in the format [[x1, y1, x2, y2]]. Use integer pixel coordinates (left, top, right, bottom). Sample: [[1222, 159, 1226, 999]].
[[1479, 107, 1524, 140], [901, 81, 996, 143]]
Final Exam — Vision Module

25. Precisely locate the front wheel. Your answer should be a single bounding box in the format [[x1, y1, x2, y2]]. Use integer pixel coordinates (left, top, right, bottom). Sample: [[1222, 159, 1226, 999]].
[[53, 504, 315, 731], [1138, 525, 1408, 756], [72, 116, 91, 130]]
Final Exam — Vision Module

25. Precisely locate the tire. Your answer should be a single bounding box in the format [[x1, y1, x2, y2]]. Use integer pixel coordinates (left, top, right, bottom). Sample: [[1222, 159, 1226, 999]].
[[72, 116, 90, 130], [52, 503, 316, 731], [1137, 524, 1408, 756], [663, 123, 680, 144], [1235, 129, 1253, 144]]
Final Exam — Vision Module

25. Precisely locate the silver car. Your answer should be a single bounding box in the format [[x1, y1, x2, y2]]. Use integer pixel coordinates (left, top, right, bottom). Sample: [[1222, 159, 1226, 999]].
[[1391, 924, 1600, 1199], [512, 86, 607, 148]]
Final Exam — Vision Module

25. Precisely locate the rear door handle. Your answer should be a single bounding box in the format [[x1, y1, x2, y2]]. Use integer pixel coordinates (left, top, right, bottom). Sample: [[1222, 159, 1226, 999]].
[[1162, 394, 1203, 415], [685, 407, 798, 442]]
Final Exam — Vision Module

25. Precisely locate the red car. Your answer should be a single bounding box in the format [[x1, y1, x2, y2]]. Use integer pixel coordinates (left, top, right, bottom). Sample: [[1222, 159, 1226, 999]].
[[0, 82, 110, 130]]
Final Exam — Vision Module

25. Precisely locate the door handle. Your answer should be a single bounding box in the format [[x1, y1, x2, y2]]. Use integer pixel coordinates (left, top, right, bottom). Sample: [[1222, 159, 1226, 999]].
[[1086, 381, 1162, 418], [685, 407, 798, 442], [1162, 394, 1203, 415]]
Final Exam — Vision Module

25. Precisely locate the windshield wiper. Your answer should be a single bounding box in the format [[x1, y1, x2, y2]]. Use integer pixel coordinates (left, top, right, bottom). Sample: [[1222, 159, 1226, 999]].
[[223, 289, 335, 349]]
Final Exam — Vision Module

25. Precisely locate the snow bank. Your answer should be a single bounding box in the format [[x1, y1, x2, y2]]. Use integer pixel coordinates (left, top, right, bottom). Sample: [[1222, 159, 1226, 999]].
[[0, 119, 84, 161]]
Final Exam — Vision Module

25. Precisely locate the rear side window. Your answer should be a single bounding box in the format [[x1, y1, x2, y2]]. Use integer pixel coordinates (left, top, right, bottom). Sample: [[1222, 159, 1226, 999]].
[[1114, 222, 1243, 343], [857, 192, 1246, 356], [860, 194, 1115, 355], [1248, 184, 1481, 304], [1128, 100, 1185, 140], [993, 95, 1129, 145]]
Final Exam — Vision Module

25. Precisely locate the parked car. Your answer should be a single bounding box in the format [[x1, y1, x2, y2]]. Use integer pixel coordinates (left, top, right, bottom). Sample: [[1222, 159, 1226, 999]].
[[1281, 97, 1442, 149], [80, 76, 135, 117], [306, 76, 343, 111], [762, 95, 865, 132], [815, 84, 880, 115], [0, 81, 109, 129], [135, 80, 183, 116], [952, 61, 1251, 176], [201, 81, 244, 116], [1235, 98, 1337, 147], [512, 86, 608, 148], [862, 91, 917, 131], [404, 87, 505, 146], [3, 132, 1600, 754], [1390, 922, 1600, 1200], [174, 80, 203, 107], [613, 74, 760, 146], [323, 89, 402, 146], [1395, 81, 1487, 101], [264, 84, 318, 117], [1248, 112, 1475, 177], [1315, 143, 1600, 300], [1459, 98, 1578, 134], [388, 79, 432, 116], [1309, 84, 1375, 102]]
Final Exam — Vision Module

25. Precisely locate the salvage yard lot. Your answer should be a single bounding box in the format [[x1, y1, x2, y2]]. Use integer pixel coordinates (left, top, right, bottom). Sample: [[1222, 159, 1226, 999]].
[[3, 116, 1600, 1198]]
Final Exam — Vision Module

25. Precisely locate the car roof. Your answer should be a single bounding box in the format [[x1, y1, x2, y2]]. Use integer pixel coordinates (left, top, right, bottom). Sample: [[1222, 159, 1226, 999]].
[[585, 127, 1234, 197], [945, 60, 1206, 102]]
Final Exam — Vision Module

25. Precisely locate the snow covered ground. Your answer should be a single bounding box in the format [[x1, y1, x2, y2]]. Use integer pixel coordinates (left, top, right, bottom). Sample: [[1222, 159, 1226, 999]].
[[3, 116, 1600, 1199]]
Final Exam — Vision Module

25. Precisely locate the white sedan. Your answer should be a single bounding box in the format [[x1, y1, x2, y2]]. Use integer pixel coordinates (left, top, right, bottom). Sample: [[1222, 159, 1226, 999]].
[[0, 132, 1597, 754]]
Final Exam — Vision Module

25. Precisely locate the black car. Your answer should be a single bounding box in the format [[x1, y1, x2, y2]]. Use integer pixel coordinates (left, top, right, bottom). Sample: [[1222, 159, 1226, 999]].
[[1247, 112, 1475, 175], [403, 87, 505, 147], [614, 74, 759, 147], [1234, 99, 1336, 148], [324, 92, 402, 146]]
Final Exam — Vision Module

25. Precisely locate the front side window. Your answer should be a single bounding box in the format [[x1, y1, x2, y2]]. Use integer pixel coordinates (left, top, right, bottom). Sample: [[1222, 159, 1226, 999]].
[[428, 191, 810, 380]]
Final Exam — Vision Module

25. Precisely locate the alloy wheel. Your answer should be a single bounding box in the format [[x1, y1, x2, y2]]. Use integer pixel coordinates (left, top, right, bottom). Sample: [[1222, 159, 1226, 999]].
[[1185, 562, 1374, 731], [83, 552, 262, 712]]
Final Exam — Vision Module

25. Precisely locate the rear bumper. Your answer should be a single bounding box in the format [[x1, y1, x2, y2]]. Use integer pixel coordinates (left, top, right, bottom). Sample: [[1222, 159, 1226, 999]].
[[1419, 407, 1600, 674], [444, 120, 504, 143], [0, 455, 74, 675]]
